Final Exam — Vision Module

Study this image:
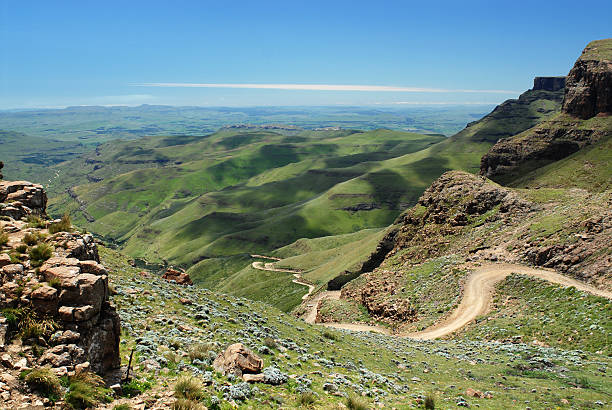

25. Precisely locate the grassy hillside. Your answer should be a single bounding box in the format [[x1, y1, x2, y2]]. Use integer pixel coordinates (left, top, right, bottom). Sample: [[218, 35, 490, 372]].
[[511, 131, 612, 191], [100, 246, 612, 409], [35, 85, 563, 311]]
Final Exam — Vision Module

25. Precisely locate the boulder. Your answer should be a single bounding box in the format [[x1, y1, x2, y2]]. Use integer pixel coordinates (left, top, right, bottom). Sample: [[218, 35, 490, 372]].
[[162, 267, 193, 286], [0, 254, 11, 268], [213, 343, 263, 376]]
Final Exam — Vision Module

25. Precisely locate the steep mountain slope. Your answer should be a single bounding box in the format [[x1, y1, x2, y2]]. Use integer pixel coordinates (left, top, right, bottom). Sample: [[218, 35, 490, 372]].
[[299, 39, 611, 352], [481, 38, 612, 184]]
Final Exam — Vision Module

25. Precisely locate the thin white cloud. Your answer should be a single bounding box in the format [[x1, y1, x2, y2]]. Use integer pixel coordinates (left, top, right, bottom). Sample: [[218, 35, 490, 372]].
[[134, 82, 518, 94]]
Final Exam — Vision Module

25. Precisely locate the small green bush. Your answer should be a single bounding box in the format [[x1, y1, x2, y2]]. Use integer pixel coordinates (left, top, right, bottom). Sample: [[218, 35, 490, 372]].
[[65, 372, 112, 409], [322, 330, 339, 341], [174, 375, 203, 401], [48, 277, 62, 289], [346, 395, 369, 410], [0, 230, 8, 246], [425, 395, 435, 409], [15, 244, 28, 253], [121, 378, 152, 398], [23, 367, 61, 400], [263, 337, 277, 349], [29, 243, 53, 267], [298, 391, 317, 406], [26, 214, 46, 228], [113, 405, 131, 410], [48, 213, 71, 234], [23, 231, 44, 246]]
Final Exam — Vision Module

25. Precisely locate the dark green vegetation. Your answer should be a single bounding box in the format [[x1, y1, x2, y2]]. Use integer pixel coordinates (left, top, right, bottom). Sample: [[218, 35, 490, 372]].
[[459, 274, 612, 354]]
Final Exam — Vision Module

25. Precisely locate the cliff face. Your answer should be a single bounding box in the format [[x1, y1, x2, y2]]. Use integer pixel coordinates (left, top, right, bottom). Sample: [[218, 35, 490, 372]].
[[563, 39, 612, 119], [533, 76, 566, 92], [480, 39, 612, 183], [0, 177, 120, 375]]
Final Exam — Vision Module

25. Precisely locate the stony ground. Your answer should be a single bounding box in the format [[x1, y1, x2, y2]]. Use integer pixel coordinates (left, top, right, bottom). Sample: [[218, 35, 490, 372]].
[[96, 247, 611, 409]]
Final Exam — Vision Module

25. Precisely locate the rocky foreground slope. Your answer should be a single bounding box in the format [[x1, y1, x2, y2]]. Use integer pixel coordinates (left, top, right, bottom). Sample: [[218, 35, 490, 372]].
[[0, 175, 120, 406]]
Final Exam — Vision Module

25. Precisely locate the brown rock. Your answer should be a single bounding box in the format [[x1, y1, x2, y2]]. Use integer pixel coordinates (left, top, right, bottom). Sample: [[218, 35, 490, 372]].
[[466, 388, 484, 398], [0, 254, 11, 268], [162, 268, 192, 286], [31, 285, 58, 314], [78, 260, 107, 276], [243, 373, 265, 383], [212, 343, 263, 376]]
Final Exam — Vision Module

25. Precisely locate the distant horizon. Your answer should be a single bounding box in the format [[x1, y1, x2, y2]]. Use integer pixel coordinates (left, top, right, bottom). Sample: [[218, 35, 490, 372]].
[[0, 101, 500, 112]]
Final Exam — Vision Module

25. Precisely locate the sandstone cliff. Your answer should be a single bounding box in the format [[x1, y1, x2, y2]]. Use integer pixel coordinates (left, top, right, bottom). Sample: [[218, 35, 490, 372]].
[[0, 178, 120, 376], [481, 39, 612, 183]]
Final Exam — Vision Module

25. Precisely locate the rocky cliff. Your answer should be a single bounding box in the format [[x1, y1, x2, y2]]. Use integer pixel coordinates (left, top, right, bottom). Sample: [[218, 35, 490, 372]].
[[480, 39, 612, 183], [0, 177, 120, 381], [533, 76, 566, 92], [340, 170, 611, 329], [562, 38, 612, 119]]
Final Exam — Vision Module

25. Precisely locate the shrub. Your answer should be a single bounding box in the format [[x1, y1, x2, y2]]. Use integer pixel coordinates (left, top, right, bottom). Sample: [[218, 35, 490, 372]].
[[23, 367, 62, 400], [188, 343, 213, 363], [0, 229, 8, 246], [263, 337, 277, 349], [29, 243, 53, 267], [48, 277, 62, 289], [121, 378, 152, 398], [346, 395, 369, 410], [23, 232, 45, 246], [48, 213, 72, 234], [20, 313, 58, 340], [113, 405, 131, 410], [322, 330, 339, 341], [26, 214, 46, 229], [65, 372, 112, 409], [425, 395, 435, 409], [298, 391, 317, 406], [174, 375, 203, 401], [15, 244, 28, 253]]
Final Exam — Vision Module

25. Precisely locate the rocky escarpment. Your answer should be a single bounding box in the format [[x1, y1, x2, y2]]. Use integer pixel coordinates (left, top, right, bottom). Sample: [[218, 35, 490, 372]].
[[0, 178, 120, 382], [533, 76, 566, 92], [340, 170, 611, 329], [563, 39, 612, 119], [340, 171, 535, 326], [481, 39, 612, 183]]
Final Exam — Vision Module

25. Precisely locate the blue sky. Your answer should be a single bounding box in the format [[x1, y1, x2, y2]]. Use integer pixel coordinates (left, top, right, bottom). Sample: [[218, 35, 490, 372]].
[[1, 0, 610, 108]]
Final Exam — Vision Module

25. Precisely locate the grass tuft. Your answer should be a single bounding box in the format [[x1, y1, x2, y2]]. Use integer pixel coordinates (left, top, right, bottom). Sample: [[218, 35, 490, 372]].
[[23, 367, 61, 400], [346, 395, 369, 410], [174, 375, 203, 401], [29, 243, 53, 267], [48, 213, 72, 234]]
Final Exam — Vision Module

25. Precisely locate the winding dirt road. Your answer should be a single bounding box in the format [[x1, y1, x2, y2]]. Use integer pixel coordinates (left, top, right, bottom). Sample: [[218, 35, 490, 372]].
[[305, 263, 612, 339], [251, 260, 316, 301], [250, 256, 612, 339]]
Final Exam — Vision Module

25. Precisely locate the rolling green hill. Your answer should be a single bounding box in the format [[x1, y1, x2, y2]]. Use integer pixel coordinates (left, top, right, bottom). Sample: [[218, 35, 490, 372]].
[[39, 83, 565, 311]]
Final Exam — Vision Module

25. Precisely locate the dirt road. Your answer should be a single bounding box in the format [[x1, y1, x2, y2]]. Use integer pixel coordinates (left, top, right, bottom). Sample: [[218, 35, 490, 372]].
[[404, 263, 612, 340], [302, 263, 612, 339], [251, 260, 315, 301]]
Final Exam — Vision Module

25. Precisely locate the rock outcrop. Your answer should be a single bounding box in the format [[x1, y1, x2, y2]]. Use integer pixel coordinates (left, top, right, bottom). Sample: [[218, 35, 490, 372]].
[[0, 175, 120, 376], [480, 39, 612, 183], [562, 38, 612, 119], [341, 171, 534, 326], [0, 180, 47, 219], [162, 267, 192, 286], [533, 76, 566, 92]]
